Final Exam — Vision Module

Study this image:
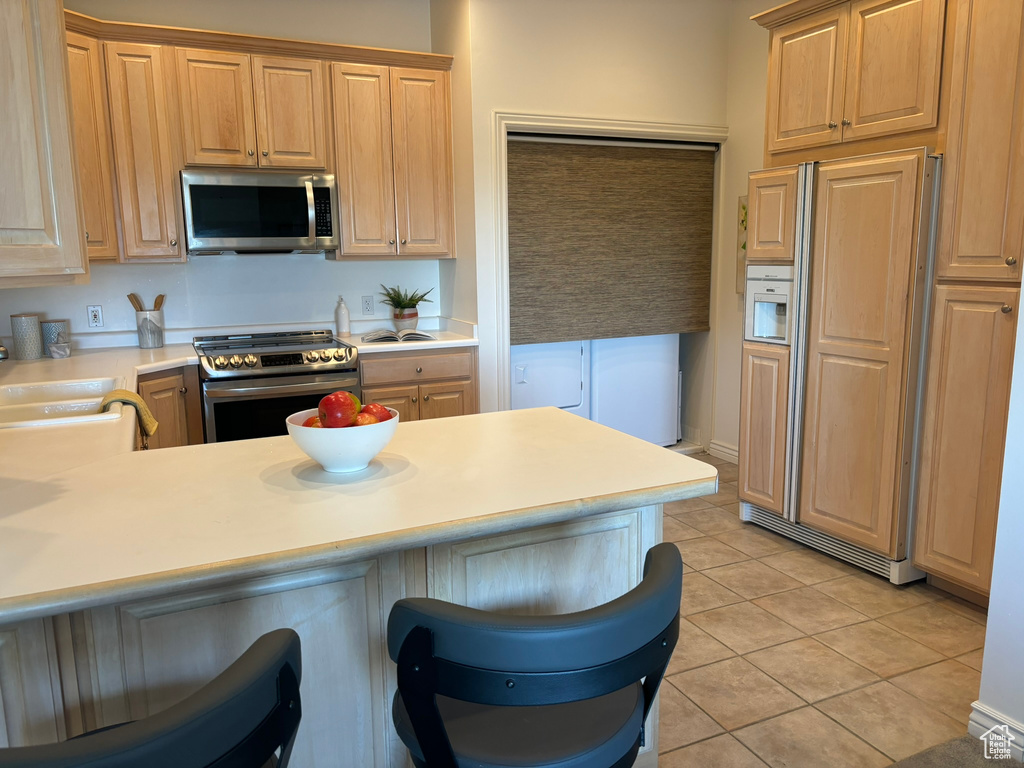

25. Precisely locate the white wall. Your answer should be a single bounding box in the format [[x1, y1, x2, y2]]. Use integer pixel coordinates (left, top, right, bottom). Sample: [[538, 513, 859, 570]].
[[465, 0, 732, 413], [430, 0, 478, 325], [972, 321, 1024, 758], [706, 0, 772, 457], [64, 0, 433, 51]]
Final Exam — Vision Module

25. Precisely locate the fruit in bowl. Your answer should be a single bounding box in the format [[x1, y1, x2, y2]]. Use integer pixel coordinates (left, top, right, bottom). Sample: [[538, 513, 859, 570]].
[[286, 393, 400, 473]]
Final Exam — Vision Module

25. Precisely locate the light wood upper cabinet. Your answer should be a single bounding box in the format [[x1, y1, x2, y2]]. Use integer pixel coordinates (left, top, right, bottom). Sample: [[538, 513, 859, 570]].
[[738, 342, 790, 515], [760, 0, 944, 154], [842, 0, 945, 140], [332, 63, 398, 255], [67, 31, 119, 261], [176, 48, 257, 167], [747, 167, 799, 263], [766, 5, 849, 153], [913, 285, 1018, 592], [0, 0, 87, 284], [936, 0, 1024, 282], [391, 68, 454, 257], [799, 153, 920, 555], [252, 55, 326, 169], [105, 42, 182, 261]]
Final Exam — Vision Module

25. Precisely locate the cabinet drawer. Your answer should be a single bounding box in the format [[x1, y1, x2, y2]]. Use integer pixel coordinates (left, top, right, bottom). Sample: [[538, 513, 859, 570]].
[[360, 351, 472, 385]]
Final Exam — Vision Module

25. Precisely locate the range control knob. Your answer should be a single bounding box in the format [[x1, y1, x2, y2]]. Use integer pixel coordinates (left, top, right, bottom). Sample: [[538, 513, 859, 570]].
[[320, 350, 334, 361], [229, 354, 243, 368], [243, 353, 258, 367], [305, 350, 320, 363], [333, 348, 346, 361], [213, 355, 228, 370]]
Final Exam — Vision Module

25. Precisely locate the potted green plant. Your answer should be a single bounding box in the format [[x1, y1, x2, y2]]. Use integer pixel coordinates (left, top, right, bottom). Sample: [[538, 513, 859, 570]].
[[379, 284, 433, 331]]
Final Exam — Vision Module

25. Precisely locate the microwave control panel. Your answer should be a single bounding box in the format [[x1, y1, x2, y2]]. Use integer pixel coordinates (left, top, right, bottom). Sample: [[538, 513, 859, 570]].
[[313, 187, 334, 238]]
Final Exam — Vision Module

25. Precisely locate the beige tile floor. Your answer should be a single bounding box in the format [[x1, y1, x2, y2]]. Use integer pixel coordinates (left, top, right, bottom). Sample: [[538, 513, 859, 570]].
[[659, 454, 986, 767]]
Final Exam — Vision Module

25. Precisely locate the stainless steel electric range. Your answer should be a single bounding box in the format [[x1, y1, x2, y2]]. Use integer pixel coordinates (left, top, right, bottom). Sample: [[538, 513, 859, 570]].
[[193, 329, 359, 443]]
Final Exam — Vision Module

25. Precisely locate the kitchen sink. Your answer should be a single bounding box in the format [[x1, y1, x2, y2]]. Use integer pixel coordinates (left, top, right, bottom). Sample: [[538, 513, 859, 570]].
[[0, 378, 124, 428], [0, 377, 119, 406]]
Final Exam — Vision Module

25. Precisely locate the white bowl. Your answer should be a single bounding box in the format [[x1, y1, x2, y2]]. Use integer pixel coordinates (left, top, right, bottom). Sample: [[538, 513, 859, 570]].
[[286, 407, 399, 473]]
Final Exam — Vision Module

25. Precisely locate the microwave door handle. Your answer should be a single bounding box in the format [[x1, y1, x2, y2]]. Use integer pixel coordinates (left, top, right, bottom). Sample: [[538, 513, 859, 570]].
[[305, 178, 316, 246]]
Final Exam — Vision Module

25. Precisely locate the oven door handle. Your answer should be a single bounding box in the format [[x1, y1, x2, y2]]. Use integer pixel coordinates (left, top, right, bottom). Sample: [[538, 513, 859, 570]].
[[203, 379, 358, 399]]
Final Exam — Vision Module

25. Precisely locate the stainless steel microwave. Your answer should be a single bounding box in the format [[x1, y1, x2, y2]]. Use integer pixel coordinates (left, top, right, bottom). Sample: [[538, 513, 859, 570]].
[[180, 170, 339, 254]]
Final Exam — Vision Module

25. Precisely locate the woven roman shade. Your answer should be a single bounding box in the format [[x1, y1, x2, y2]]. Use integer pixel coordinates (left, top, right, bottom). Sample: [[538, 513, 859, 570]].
[[507, 138, 715, 346]]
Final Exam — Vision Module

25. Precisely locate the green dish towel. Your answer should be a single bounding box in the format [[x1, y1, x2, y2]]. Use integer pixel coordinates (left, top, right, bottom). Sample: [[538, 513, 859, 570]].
[[100, 389, 159, 437]]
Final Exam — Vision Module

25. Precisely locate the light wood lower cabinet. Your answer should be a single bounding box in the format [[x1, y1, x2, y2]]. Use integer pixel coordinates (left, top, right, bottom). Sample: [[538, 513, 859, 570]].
[[137, 366, 203, 449], [0, 619, 65, 747], [798, 153, 920, 554], [738, 343, 790, 515], [913, 285, 1019, 592], [360, 348, 477, 422], [51, 507, 659, 766], [0, 0, 87, 286]]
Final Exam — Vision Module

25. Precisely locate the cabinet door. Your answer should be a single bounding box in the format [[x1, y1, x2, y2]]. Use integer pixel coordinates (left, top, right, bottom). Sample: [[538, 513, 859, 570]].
[[0, 0, 86, 281], [738, 343, 790, 515], [747, 167, 799, 263], [176, 48, 257, 167], [67, 32, 119, 261], [936, 0, 1024, 282], [0, 619, 65, 747], [799, 153, 920, 554], [252, 55, 326, 169], [766, 5, 848, 153], [418, 381, 470, 420], [138, 370, 189, 450], [913, 285, 1018, 592], [390, 68, 454, 256], [361, 384, 419, 423], [842, 0, 944, 140], [332, 63, 397, 256], [105, 42, 182, 260]]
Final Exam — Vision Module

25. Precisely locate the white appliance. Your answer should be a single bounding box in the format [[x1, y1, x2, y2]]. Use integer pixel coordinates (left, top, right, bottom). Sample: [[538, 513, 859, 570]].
[[511, 334, 680, 446], [740, 157, 940, 584]]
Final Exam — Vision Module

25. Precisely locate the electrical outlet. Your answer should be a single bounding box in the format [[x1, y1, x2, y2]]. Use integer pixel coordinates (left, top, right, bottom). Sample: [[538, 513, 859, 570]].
[[87, 305, 103, 328], [361, 296, 374, 316]]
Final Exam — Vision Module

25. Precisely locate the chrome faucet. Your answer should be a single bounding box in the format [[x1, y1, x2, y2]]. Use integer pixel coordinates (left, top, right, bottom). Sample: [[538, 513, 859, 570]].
[[0, 344, 9, 361]]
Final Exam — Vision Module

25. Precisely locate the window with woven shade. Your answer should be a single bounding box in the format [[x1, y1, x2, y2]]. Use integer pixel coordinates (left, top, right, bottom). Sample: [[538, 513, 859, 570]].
[[507, 137, 717, 346]]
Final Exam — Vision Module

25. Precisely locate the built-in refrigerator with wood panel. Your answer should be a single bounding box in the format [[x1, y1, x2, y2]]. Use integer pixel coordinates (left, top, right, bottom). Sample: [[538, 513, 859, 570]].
[[739, 149, 940, 584]]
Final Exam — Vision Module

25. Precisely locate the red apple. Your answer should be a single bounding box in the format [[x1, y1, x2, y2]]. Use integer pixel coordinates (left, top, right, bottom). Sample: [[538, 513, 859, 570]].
[[360, 402, 393, 422], [302, 415, 323, 428], [353, 412, 380, 426], [318, 391, 361, 428]]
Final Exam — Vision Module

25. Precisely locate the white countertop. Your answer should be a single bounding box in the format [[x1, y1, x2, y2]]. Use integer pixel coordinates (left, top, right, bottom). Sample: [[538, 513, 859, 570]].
[[0, 407, 717, 624]]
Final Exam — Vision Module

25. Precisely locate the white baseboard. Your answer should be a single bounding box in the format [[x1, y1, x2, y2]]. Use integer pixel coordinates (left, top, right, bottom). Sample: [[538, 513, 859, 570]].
[[709, 440, 738, 464], [970, 701, 1024, 762]]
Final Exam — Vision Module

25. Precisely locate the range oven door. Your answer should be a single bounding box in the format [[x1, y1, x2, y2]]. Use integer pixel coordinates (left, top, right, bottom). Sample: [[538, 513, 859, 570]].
[[201, 372, 361, 443]]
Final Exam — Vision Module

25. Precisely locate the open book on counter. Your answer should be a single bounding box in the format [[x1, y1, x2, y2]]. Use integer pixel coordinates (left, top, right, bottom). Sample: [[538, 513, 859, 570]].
[[360, 328, 438, 343]]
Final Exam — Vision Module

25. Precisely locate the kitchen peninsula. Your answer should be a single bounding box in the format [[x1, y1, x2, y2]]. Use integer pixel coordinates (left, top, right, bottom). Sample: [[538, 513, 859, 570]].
[[0, 406, 715, 767]]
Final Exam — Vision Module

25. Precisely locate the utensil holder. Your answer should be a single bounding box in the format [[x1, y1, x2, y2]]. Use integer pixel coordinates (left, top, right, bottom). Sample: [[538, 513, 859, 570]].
[[41, 320, 69, 356], [136, 310, 164, 349], [11, 314, 43, 359]]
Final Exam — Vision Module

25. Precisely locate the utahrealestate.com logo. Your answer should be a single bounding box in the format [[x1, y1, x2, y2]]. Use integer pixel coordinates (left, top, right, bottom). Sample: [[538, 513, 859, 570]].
[[981, 725, 1016, 760]]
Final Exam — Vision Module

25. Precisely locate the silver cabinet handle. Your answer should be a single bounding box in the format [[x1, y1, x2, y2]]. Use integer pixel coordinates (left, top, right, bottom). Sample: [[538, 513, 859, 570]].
[[178, 387, 187, 394], [170, 239, 177, 247], [411, 396, 417, 403], [401, 239, 407, 245], [828, 121, 838, 129], [85, 230, 90, 240], [262, 150, 269, 157], [248, 149, 255, 156], [423, 394, 430, 401], [1002, 304, 1013, 314], [842, 118, 851, 126], [1007, 256, 1018, 266], [416, 367, 423, 373], [389, 239, 395, 245]]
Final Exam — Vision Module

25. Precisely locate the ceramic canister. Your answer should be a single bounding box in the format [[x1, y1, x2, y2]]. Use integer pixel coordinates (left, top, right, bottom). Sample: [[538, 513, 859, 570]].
[[41, 320, 69, 356], [11, 314, 43, 360]]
